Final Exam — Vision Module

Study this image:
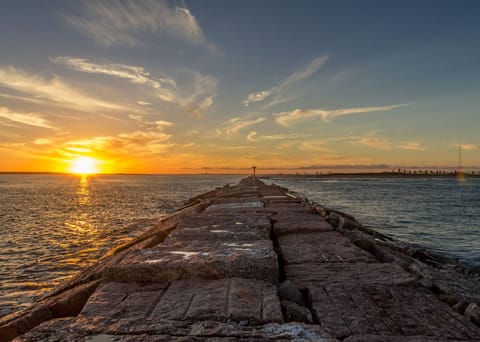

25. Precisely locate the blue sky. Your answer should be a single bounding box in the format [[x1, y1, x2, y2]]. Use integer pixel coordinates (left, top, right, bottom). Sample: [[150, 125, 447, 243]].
[[0, 0, 479, 173]]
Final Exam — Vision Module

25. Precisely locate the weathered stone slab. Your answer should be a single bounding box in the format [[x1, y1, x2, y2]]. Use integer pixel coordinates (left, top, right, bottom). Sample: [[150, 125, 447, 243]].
[[80, 282, 168, 319], [274, 214, 333, 235], [262, 197, 299, 205], [285, 262, 417, 288], [169, 215, 271, 242], [179, 213, 271, 227], [211, 197, 262, 204], [150, 278, 283, 324], [262, 195, 291, 200], [265, 203, 313, 214], [344, 336, 450, 341], [17, 317, 335, 341], [79, 279, 282, 326], [310, 284, 480, 339], [104, 240, 278, 284], [165, 226, 268, 244], [206, 201, 264, 211], [278, 232, 376, 264], [260, 189, 289, 196]]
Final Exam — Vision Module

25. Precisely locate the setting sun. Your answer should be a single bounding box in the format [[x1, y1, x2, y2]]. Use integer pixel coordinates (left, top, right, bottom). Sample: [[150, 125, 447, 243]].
[[69, 156, 99, 175]]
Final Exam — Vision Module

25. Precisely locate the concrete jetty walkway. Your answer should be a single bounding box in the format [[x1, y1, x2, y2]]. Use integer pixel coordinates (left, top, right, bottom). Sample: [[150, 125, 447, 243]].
[[1, 177, 480, 341]]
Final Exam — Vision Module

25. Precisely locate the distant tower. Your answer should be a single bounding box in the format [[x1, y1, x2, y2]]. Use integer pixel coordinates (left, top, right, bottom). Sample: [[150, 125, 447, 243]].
[[252, 166, 257, 179], [458, 141, 462, 169]]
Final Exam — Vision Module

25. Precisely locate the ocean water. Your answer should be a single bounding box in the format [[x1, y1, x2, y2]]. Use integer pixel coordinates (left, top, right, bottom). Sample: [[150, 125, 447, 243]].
[[267, 176, 480, 272], [0, 174, 242, 318]]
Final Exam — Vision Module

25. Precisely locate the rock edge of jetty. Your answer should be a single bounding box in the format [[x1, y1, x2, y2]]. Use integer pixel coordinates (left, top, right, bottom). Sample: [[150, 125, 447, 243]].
[[1, 177, 480, 341]]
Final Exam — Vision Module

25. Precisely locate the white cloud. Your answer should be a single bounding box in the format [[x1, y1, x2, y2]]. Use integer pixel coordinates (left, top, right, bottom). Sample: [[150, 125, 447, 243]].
[[398, 141, 426, 151], [358, 136, 392, 150], [155, 120, 173, 129], [52, 56, 176, 88], [298, 140, 331, 152], [246, 131, 309, 142], [243, 91, 272, 107], [59, 130, 173, 157], [0, 66, 124, 112], [0, 107, 54, 129], [274, 104, 409, 127], [218, 117, 266, 137], [246, 131, 257, 142], [243, 55, 328, 106], [460, 143, 477, 151], [53, 57, 217, 116], [129, 114, 144, 121], [65, 0, 218, 52], [34, 138, 54, 145], [137, 101, 152, 106]]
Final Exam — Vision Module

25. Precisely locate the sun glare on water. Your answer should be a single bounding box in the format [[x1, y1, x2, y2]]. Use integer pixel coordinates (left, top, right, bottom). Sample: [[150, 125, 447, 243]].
[[69, 156, 99, 175]]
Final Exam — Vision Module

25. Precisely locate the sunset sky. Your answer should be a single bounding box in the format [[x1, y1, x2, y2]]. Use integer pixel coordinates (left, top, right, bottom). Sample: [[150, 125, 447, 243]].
[[1, 0, 479, 174]]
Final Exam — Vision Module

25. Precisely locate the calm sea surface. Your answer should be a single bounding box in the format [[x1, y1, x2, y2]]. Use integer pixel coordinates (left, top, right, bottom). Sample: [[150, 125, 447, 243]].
[[1, 175, 479, 318], [0, 174, 242, 317]]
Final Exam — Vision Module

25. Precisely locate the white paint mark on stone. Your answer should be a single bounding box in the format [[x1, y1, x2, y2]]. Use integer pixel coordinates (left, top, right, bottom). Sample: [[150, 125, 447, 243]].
[[145, 258, 165, 264], [169, 251, 210, 259]]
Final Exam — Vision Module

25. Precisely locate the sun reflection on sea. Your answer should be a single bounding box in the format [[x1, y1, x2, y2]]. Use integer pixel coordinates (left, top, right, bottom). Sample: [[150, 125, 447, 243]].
[[76, 175, 90, 205], [62, 175, 98, 263]]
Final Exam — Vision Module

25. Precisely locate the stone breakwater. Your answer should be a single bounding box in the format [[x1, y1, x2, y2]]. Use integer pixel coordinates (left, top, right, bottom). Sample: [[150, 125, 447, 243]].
[[1, 177, 480, 341]]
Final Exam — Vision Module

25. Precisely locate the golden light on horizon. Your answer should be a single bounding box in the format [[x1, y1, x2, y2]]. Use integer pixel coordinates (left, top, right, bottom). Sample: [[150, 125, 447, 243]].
[[69, 156, 99, 175]]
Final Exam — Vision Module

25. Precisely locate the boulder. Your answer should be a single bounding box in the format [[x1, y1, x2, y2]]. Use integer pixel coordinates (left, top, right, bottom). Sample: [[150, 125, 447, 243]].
[[452, 301, 468, 314], [278, 280, 305, 306], [465, 302, 480, 325], [281, 300, 313, 324]]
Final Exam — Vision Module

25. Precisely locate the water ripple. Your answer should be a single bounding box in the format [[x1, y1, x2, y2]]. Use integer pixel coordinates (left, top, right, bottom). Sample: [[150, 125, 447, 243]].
[[0, 174, 243, 318]]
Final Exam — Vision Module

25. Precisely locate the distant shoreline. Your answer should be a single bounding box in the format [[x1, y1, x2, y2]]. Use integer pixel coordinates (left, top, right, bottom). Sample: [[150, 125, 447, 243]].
[[0, 171, 479, 178], [262, 172, 480, 179]]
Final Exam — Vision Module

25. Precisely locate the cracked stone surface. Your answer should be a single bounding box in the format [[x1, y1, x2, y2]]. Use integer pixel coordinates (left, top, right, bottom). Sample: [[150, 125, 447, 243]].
[[274, 213, 334, 235], [285, 262, 417, 288], [80, 278, 282, 325], [104, 239, 279, 284], [278, 232, 377, 264], [310, 284, 480, 339]]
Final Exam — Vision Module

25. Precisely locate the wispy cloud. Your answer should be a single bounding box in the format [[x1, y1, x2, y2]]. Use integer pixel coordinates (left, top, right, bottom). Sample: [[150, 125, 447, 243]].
[[246, 131, 309, 142], [246, 131, 257, 142], [53, 57, 217, 117], [274, 103, 409, 127], [298, 140, 332, 152], [0, 107, 54, 129], [52, 56, 175, 87], [65, 0, 218, 52], [459, 143, 477, 151], [398, 141, 426, 151], [358, 136, 392, 150], [137, 101, 152, 106], [0, 66, 124, 112], [127, 113, 173, 130], [33, 138, 54, 145], [58, 130, 173, 158], [216, 117, 266, 137], [155, 120, 173, 129], [243, 55, 328, 107]]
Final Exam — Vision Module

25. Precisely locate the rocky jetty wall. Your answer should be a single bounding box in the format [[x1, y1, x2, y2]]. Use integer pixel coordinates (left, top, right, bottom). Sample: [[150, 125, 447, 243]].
[[1, 177, 479, 341]]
